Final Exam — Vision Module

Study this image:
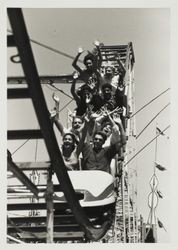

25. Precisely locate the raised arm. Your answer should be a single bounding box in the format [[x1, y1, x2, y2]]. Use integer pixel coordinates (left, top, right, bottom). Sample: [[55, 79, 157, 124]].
[[70, 72, 81, 105], [76, 119, 89, 157], [113, 114, 126, 146], [93, 40, 102, 69], [50, 94, 65, 135], [54, 117, 65, 135], [72, 47, 84, 74]]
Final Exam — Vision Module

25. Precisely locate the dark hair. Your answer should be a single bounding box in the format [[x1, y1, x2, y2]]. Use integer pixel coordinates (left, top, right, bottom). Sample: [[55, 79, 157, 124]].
[[83, 54, 94, 65], [63, 133, 78, 145], [101, 121, 112, 130], [93, 131, 107, 142], [80, 84, 92, 93], [105, 66, 114, 72], [72, 115, 83, 123], [102, 83, 112, 91]]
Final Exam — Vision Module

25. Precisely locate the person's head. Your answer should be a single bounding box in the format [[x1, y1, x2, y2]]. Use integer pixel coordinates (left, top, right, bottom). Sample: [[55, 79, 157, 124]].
[[83, 54, 94, 71], [72, 116, 83, 130], [101, 121, 113, 137], [93, 131, 107, 151], [80, 84, 93, 102], [102, 83, 112, 100], [105, 66, 114, 77], [62, 133, 77, 152]]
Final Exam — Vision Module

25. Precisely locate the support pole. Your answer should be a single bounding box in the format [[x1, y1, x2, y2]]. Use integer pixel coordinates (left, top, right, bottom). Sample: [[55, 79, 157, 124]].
[[46, 173, 54, 243], [121, 164, 126, 242]]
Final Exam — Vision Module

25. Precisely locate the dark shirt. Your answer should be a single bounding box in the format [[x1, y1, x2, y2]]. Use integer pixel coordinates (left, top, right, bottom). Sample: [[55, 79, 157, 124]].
[[76, 93, 103, 116], [102, 95, 117, 111], [82, 143, 120, 173], [80, 70, 101, 93]]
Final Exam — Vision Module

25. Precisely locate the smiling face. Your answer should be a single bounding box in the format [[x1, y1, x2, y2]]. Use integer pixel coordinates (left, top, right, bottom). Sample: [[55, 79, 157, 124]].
[[72, 117, 83, 130], [102, 86, 112, 100], [85, 59, 93, 71], [62, 134, 74, 150], [102, 123, 112, 137], [93, 134, 105, 151], [105, 66, 114, 77]]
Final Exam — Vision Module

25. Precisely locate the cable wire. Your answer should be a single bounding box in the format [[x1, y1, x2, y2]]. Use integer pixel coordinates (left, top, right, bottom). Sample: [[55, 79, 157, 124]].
[[136, 103, 170, 139], [11, 139, 30, 155], [59, 99, 74, 113], [124, 125, 170, 167], [49, 84, 73, 99], [7, 29, 83, 63], [130, 88, 170, 118]]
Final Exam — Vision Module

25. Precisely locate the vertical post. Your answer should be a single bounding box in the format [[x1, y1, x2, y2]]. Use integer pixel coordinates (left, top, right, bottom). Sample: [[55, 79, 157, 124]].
[[121, 164, 126, 242], [140, 215, 144, 242], [46, 172, 54, 243], [152, 224, 157, 243], [127, 168, 131, 243]]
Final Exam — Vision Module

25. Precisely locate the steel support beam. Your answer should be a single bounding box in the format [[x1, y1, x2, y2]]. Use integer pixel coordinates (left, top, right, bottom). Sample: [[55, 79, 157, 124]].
[[46, 177, 54, 243], [7, 35, 16, 47], [7, 214, 76, 224], [8, 8, 110, 241], [9, 232, 84, 241], [8, 88, 30, 99], [16, 161, 50, 170], [7, 202, 68, 211], [7, 151, 39, 198], [7, 75, 82, 85], [8, 225, 81, 233], [8, 129, 43, 140]]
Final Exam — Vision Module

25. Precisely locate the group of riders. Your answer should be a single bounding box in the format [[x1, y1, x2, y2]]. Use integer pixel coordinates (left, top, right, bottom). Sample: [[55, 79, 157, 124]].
[[51, 41, 128, 175]]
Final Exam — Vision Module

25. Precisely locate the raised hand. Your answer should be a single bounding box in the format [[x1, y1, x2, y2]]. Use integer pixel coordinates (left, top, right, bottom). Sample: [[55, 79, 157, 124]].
[[113, 113, 122, 124], [78, 47, 84, 54], [73, 71, 79, 79], [93, 40, 100, 47], [52, 93, 60, 104]]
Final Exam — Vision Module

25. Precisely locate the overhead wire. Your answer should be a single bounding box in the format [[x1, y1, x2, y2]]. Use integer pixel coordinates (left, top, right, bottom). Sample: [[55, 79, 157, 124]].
[[130, 88, 170, 118], [7, 29, 83, 63], [48, 83, 73, 99], [136, 103, 170, 139], [11, 139, 30, 155], [124, 125, 170, 167]]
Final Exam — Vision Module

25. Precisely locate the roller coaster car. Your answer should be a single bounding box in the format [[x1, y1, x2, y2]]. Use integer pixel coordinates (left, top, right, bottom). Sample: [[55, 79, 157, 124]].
[[52, 170, 116, 207]]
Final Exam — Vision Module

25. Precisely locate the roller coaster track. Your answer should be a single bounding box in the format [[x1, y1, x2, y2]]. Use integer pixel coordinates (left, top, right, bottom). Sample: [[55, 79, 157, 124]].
[[7, 8, 138, 243]]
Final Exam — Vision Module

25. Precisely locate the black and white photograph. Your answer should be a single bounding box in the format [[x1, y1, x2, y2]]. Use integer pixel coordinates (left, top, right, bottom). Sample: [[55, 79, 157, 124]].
[[1, 0, 178, 247]]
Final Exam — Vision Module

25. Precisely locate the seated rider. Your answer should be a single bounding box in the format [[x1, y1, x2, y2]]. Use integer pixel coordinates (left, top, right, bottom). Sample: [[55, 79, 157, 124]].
[[100, 65, 119, 92], [51, 93, 84, 142], [61, 133, 80, 171], [101, 83, 118, 112], [71, 72, 103, 116], [81, 117, 126, 173], [81, 131, 125, 173], [94, 112, 126, 147], [72, 42, 102, 93]]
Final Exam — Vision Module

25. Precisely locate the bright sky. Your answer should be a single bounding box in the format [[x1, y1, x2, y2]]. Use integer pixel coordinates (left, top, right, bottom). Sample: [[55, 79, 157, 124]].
[[5, 5, 175, 245]]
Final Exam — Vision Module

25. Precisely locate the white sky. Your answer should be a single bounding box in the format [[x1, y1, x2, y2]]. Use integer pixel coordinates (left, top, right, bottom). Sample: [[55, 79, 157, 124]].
[[1, 1, 178, 248]]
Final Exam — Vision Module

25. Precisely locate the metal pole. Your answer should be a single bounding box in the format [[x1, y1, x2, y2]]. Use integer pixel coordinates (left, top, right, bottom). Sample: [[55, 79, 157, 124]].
[[46, 174, 54, 243]]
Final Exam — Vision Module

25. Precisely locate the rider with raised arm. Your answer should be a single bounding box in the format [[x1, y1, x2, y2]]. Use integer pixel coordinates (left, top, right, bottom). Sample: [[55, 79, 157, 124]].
[[72, 41, 102, 93]]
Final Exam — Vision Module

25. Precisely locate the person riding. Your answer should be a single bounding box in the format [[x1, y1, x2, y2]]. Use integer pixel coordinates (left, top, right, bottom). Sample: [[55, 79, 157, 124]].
[[81, 114, 126, 173], [72, 41, 102, 94], [71, 72, 103, 116], [51, 93, 84, 142], [60, 133, 81, 171]]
